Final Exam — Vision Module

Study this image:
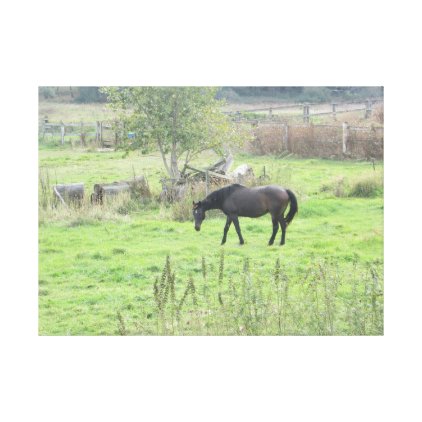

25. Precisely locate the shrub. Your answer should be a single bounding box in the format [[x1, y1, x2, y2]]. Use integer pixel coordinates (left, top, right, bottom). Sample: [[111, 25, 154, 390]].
[[348, 173, 383, 198], [320, 173, 383, 198]]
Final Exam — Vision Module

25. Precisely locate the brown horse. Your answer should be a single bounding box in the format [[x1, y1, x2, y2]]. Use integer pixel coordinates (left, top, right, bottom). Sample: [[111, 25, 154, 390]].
[[193, 184, 298, 246]]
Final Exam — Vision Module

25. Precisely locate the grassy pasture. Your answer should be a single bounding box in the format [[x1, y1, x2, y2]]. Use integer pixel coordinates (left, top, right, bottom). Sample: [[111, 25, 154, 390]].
[[39, 146, 383, 335], [39, 98, 382, 128], [39, 101, 116, 122]]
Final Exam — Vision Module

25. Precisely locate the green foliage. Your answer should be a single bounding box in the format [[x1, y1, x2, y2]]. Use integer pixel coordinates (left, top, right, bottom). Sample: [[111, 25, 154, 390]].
[[101, 87, 247, 178]]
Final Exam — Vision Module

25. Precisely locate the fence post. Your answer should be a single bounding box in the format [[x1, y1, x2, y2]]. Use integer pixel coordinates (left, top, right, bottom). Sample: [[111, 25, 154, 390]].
[[42, 115, 49, 140], [342, 122, 349, 155], [303, 104, 310, 123], [80, 121, 85, 146], [268, 107, 273, 119], [331, 103, 337, 121], [96, 121, 100, 143], [365, 99, 372, 119], [283, 124, 289, 151], [60, 121, 65, 145], [100, 121, 103, 143]]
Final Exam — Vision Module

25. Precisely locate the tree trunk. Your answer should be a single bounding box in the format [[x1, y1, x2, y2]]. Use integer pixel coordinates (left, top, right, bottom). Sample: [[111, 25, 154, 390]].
[[170, 93, 181, 180], [170, 142, 180, 179], [157, 139, 172, 177]]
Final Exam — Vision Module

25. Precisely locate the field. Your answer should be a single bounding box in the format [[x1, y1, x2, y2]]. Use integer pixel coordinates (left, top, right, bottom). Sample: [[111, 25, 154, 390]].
[[39, 145, 384, 335], [39, 97, 383, 128], [39, 101, 116, 122]]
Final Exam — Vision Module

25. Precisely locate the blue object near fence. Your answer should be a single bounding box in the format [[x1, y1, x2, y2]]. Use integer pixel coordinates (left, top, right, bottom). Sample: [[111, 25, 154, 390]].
[[128, 132, 136, 139]]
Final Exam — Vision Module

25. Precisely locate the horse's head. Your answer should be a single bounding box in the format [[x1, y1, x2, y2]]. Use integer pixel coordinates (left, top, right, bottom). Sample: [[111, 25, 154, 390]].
[[192, 201, 206, 231]]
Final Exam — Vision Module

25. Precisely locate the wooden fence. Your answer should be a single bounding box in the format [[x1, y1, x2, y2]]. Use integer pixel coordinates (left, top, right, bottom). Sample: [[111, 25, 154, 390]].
[[249, 121, 383, 159], [39, 118, 123, 147], [39, 114, 383, 160], [225, 98, 383, 123]]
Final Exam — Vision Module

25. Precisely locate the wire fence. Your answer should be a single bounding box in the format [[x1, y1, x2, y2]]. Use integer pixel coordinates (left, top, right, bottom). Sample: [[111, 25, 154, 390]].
[[247, 120, 383, 159], [224, 98, 384, 123]]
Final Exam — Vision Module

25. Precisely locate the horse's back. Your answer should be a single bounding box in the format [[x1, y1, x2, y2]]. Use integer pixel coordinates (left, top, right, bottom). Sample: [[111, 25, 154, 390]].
[[254, 185, 290, 208], [254, 185, 289, 200], [223, 184, 289, 217]]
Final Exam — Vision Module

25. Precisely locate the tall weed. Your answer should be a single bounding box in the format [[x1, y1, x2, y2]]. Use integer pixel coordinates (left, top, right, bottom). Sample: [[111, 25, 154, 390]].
[[120, 255, 384, 336]]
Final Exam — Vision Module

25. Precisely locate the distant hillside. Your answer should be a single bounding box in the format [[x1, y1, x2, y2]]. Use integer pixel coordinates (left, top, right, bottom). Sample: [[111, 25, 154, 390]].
[[39, 86, 383, 105], [38, 87, 106, 103], [217, 87, 383, 104]]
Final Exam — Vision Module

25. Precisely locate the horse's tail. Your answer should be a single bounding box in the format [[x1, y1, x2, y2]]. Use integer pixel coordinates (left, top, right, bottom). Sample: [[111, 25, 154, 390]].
[[285, 189, 298, 225]]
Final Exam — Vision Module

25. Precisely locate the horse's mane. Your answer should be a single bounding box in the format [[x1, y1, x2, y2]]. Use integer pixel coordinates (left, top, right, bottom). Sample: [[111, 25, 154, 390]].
[[205, 184, 245, 207]]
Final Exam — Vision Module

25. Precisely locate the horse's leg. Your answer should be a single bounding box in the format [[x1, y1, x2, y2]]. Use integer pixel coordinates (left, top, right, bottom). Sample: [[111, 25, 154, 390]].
[[268, 216, 279, 246], [278, 215, 287, 246], [231, 215, 244, 245], [221, 216, 232, 245]]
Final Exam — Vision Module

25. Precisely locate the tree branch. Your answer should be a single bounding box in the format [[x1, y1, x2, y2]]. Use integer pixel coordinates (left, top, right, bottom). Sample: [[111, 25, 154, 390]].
[[170, 95, 181, 179], [190, 146, 214, 160]]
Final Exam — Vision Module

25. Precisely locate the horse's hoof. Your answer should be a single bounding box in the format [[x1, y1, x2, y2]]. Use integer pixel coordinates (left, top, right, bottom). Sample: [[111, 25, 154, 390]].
[[268, 241, 274, 246], [239, 241, 245, 245]]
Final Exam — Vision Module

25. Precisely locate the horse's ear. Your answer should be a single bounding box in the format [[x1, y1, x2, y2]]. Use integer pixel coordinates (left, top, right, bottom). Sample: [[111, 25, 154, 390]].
[[192, 201, 198, 209]]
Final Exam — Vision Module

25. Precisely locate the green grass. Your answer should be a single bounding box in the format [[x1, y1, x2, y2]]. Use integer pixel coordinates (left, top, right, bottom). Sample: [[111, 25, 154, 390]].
[[38, 205, 383, 335], [39, 147, 383, 335], [39, 147, 383, 196]]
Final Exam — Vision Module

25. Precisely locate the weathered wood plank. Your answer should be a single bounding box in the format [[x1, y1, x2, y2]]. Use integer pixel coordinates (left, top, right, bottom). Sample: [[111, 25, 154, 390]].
[[185, 165, 233, 180]]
